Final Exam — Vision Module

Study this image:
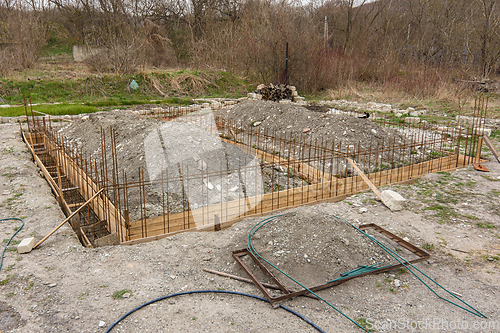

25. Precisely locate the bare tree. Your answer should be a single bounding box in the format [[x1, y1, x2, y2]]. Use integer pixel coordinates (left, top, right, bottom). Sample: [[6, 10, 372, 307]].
[[472, 0, 500, 78]]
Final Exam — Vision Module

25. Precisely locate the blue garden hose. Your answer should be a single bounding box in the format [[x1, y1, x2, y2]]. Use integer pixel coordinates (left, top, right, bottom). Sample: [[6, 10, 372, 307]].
[[105, 290, 326, 333], [0, 218, 24, 271]]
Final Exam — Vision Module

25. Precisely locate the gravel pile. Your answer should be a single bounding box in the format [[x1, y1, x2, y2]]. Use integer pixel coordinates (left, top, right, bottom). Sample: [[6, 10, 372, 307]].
[[248, 209, 402, 289]]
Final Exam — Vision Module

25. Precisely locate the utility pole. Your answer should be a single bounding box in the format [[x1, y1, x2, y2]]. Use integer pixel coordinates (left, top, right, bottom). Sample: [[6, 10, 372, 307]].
[[324, 16, 328, 48]]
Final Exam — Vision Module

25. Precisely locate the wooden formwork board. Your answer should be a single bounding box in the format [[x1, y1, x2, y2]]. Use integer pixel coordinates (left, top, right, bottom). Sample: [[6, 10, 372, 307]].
[[219, 137, 332, 183], [25, 131, 128, 243], [127, 153, 468, 242]]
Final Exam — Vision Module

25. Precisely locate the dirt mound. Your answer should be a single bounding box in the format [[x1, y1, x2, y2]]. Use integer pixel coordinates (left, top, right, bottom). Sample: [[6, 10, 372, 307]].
[[214, 100, 405, 147], [59, 110, 278, 221], [60, 110, 158, 183], [248, 209, 398, 289]]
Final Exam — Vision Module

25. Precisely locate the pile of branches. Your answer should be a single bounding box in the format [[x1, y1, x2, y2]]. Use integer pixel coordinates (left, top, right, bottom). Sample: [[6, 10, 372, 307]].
[[255, 83, 292, 101]]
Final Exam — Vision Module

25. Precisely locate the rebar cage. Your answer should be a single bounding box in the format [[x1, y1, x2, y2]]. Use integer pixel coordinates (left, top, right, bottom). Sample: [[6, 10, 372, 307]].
[[21, 98, 488, 246]]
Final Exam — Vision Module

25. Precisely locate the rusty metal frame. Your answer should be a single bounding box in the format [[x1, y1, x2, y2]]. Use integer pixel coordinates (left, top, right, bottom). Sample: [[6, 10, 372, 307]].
[[232, 223, 430, 304]]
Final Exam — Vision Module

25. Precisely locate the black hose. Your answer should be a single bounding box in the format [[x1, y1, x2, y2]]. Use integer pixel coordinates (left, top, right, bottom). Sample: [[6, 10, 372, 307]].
[[105, 290, 326, 333]]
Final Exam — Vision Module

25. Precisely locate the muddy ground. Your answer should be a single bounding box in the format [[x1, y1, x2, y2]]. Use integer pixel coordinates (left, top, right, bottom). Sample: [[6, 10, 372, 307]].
[[0, 120, 500, 333]]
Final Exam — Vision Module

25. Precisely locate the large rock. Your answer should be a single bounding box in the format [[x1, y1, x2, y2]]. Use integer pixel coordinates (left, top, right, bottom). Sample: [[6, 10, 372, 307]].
[[381, 190, 406, 211]]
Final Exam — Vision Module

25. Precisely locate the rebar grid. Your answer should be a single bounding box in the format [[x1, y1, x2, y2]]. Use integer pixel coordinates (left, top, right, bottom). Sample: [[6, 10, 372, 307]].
[[22, 98, 488, 246]]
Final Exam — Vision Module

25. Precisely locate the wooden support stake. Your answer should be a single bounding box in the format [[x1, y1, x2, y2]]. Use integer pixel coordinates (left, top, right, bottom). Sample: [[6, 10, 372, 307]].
[[483, 136, 499, 163], [346, 157, 382, 201], [34, 189, 104, 249], [214, 214, 221, 231], [202, 268, 319, 300], [475, 137, 483, 162]]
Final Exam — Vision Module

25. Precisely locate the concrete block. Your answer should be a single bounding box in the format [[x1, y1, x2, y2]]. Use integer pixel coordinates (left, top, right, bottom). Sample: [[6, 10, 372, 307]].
[[381, 190, 406, 211], [279, 99, 291, 104], [404, 117, 420, 124], [478, 128, 492, 136], [17, 237, 35, 254]]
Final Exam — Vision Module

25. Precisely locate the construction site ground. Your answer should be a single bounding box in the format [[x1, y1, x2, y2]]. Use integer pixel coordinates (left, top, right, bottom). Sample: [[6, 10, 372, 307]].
[[1, 114, 500, 332]]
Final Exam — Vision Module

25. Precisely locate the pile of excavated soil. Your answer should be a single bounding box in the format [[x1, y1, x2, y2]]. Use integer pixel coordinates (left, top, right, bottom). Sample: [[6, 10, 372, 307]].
[[215, 100, 453, 177], [214, 100, 406, 147], [59, 110, 304, 221], [248, 209, 408, 289]]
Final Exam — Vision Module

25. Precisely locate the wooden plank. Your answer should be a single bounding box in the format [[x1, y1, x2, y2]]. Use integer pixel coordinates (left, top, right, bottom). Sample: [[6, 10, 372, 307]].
[[42, 134, 128, 242], [127, 154, 468, 241], [80, 228, 93, 248], [483, 136, 500, 163], [475, 137, 483, 162], [220, 137, 332, 183], [122, 194, 351, 245], [23, 132, 60, 199]]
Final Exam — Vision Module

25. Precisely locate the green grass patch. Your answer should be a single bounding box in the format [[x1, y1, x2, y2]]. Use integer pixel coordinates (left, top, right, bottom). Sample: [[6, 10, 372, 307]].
[[0, 70, 250, 106], [0, 104, 98, 117], [0, 277, 11, 285], [356, 317, 375, 332], [477, 222, 497, 229], [435, 193, 458, 204], [424, 204, 457, 221], [422, 243, 434, 251], [112, 289, 132, 299], [40, 32, 73, 57]]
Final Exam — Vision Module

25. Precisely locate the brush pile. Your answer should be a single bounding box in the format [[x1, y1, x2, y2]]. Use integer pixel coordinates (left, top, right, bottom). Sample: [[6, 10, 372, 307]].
[[255, 83, 293, 101]]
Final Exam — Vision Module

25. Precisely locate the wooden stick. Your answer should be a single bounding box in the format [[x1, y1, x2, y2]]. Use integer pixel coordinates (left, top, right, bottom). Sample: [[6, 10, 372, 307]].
[[346, 157, 382, 200], [451, 248, 469, 254], [483, 136, 500, 163], [203, 268, 319, 300], [230, 129, 237, 142], [34, 189, 104, 249]]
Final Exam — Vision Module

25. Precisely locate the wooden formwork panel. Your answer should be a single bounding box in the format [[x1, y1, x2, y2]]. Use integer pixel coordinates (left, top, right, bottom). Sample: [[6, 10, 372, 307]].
[[126, 153, 468, 243], [25, 131, 129, 243]]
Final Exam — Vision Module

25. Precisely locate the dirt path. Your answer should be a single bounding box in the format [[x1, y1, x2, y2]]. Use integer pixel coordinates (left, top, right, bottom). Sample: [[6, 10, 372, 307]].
[[1, 122, 499, 332]]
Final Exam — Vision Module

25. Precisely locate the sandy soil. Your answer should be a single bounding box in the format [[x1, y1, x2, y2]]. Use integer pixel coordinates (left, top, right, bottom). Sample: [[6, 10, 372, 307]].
[[1, 120, 500, 333]]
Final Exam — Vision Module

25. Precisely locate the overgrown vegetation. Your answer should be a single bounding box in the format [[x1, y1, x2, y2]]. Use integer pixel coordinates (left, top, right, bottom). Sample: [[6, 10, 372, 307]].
[[1, 0, 499, 106], [0, 70, 252, 106]]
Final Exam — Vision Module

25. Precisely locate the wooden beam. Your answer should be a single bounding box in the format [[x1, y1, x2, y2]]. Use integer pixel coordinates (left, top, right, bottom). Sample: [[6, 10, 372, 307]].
[[34, 189, 104, 249], [220, 137, 332, 183], [346, 157, 382, 200], [42, 133, 128, 242], [126, 153, 468, 242], [483, 136, 499, 163]]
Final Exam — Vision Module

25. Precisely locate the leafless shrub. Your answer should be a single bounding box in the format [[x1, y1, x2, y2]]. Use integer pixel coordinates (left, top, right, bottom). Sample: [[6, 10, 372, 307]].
[[0, 9, 48, 75]]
